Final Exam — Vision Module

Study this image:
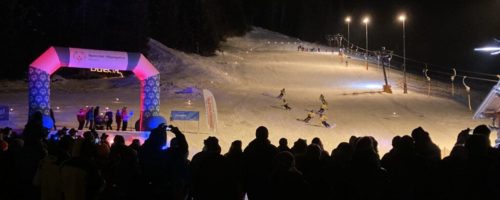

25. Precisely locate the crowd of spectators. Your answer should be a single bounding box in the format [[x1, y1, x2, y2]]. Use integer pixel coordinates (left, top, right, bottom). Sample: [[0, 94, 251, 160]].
[[1, 111, 500, 200]]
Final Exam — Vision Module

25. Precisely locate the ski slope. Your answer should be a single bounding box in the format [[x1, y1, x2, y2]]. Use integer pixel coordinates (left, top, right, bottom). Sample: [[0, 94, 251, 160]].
[[0, 27, 492, 157]]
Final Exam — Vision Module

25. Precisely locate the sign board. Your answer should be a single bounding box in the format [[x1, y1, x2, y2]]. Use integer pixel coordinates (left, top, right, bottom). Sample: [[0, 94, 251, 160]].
[[0, 105, 9, 121], [170, 111, 200, 121], [69, 48, 129, 70], [203, 89, 218, 132]]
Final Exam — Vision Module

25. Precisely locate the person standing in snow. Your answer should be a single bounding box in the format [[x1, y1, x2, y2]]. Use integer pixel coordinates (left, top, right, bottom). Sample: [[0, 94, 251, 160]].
[[319, 114, 331, 128], [105, 109, 113, 130], [277, 88, 286, 99], [121, 107, 128, 131], [115, 109, 122, 131], [302, 110, 315, 123], [93, 106, 100, 124], [87, 107, 94, 129], [77, 108, 86, 130], [121, 107, 133, 131]]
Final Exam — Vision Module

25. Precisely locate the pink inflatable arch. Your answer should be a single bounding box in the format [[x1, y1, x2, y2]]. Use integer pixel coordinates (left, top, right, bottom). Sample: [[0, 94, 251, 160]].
[[28, 46, 166, 131]]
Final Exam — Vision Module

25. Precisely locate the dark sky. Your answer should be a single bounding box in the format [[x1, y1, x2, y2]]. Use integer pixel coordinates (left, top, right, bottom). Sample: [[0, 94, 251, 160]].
[[331, 0, 500, 74]]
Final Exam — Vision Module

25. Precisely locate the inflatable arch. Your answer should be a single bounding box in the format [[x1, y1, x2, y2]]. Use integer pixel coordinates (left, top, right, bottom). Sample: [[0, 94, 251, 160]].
[[29, 46, 166, 131]]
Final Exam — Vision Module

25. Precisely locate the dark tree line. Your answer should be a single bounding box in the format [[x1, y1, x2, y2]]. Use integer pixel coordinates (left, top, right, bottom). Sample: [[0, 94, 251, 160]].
[[1, 0, 247, 79], [2, 0, 498, 80]]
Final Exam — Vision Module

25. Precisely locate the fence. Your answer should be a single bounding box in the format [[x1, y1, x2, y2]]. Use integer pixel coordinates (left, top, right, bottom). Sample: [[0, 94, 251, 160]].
[[337, 35, 499, 110]]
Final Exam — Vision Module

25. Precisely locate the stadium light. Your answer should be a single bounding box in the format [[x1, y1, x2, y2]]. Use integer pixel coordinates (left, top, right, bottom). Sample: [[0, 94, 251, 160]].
[[345, 17, 351, 45], [363, 17, 370, 70], [399, 14, 408, 94]]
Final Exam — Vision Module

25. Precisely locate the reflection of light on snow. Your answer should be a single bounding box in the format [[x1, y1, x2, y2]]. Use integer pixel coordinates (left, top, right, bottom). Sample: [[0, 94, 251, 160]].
[[365, 84, 381, 89], [349, 82, 381, 90]]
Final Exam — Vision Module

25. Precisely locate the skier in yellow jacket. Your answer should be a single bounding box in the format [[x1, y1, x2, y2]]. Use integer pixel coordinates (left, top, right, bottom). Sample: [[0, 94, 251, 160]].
[[318, 103, 328, 114], [302, 110, 315, 123], [319, 114, 331, 128]]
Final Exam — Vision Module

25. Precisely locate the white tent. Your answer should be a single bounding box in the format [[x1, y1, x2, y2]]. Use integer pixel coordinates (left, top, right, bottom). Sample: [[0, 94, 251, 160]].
[[473, 80, 500, 146]]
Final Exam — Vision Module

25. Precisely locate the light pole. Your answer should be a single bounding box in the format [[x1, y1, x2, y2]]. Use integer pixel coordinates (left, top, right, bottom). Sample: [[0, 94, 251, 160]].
[[399, 14, 407, 94], [345, 17, 351, 47], [363, 17, 369, 70]]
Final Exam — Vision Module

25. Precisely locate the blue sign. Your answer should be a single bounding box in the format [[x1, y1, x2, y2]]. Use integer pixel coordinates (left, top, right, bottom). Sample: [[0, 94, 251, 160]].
[[170, 111, 200, 121], [175, 87, 196, 94], [0, 106, 9, 121]]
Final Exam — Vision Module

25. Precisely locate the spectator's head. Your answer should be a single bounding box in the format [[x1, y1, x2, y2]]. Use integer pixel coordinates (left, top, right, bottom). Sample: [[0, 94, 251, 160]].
[[228, 140, 242, 154], [398, 135, 415, 153], [274, 151, 295, 171], [349, 135, 358, 146], [68, 128, 77, 137], [369, 136, 379, 153], [113, 135, 125, 146], [145, 124, 167, 150], [256, 126, 269, 140], [279, 138, 288, 147], [355, 136, 376, 153], [465, 134, 490, 156], [129, 139, 141, 150], [456, 128, 471, 146], [203, 136, 221, 154], [292, 138, 308, 155], [331, 142, 353, 161], [83, 131, 94, 142], [411, 127, 431, 143], [473, 124, 491, 138], [391, 135, 402, 149], [100, 133, 108, 141], [311, 137, 324, 150]]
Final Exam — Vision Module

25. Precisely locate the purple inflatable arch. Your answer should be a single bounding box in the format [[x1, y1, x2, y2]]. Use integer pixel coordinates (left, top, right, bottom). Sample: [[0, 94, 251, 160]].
[[29, 46, 166, 131]]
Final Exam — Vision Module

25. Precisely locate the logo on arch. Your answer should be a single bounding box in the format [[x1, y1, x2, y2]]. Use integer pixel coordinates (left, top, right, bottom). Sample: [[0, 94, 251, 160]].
[[73, 51, 87, 63]]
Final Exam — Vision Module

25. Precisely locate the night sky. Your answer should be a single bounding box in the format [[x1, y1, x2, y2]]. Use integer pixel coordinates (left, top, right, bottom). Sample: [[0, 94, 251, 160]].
[[1, 0, 498, 79], [330, 1, 500, 74]]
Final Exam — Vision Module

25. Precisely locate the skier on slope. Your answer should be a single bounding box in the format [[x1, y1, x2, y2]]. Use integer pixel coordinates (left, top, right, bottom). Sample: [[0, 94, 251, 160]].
[[318, 102, 328, 114], [302, 110, 316, 123], [319, 94, 327, 105], [282, 99, 292, 110], [319, 114, 331, 128], [277, 88, 286, 99]]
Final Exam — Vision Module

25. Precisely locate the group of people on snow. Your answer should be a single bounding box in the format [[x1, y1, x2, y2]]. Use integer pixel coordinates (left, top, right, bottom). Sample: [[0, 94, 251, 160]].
[[277, 88, 333, 128], [76, 106, 133, 131]]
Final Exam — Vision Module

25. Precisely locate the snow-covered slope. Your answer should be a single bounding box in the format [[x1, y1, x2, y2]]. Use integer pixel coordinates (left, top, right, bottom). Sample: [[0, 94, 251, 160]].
[[0, 27, 492, 157]]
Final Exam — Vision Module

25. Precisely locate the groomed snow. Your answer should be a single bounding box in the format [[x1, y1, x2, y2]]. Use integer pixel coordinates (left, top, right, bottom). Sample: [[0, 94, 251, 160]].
[[0, 27, 493, 158]]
